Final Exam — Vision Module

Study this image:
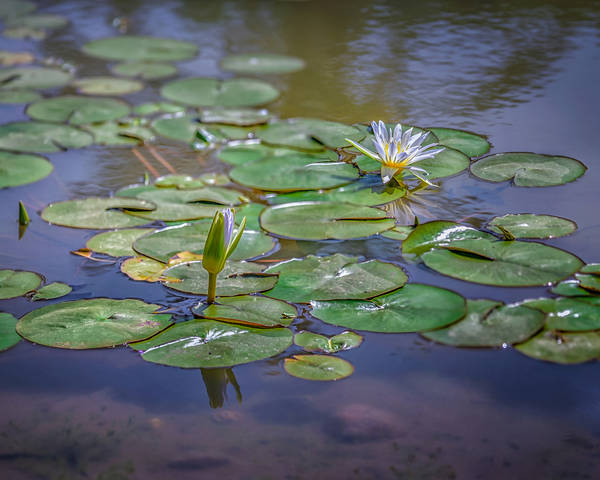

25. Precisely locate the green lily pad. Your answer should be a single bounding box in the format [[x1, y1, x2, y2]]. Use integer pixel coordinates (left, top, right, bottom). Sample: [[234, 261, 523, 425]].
[[0, 312, 20, 351], [163, 260, 278, 296], [264, 254, 407, 303], [218, 143, 337, 166], [82, 119, 155, 146], [423, 299, 544, 347], [0, 121, 93, 153], [256, 118, 365, 151], [121, 256, 166, 282], [198, 108, 271, 126], [221, 53, 305, 74], [405, 147, 470, 180], [0, 151, 53, 188], [576, 273, 600, 293], [234, 203, 264, 231], [260, 202, 394, 240], [470, 153, 586, 186], [133, 102, 184, 116], [42, 197, 155, 229], [26, 95, 130, 125], [0, 67, 72, 90], [193, 295, 297, 327], [0, 89, 41, 103], [488, 214, 577, 239], [117, 185, 245, 222], [6, 13, 68, 30], [421, 238, 583, 287], [151, 114, 255, 143], [581, 264, 600, 275], [16, 298, 173, 349], [133, 220, 275, 263], [381, 225, 414, 241], [0, 1, 36, 19], [131, 319, 292, 368], [522, 297, 600, 331], [154, 175, 205, 190], [161, 77, 279, 107], [31, 282, 71, 301], [551, 280, 596, 297], [515, 329, 600, 364], [73, 77, 144, 95], [0, 269, 42, 299], [82, 36, 198, 62], [230, 155, 359, 192], [402, 221, 496, 256], [111, 61, 177, 80], [294, 331, 363, 353], [86, 228, 154, 257], [284, 355, 354, 381], [311, 284, 466, 333], [426, 127, 490, 157]]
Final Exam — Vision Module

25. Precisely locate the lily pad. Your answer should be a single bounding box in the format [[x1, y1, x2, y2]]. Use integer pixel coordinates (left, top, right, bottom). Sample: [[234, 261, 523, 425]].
[[381, 225, 414, 241], [121, 256, 166, 282], [199, 108, 271, 126], [42, 197, 155, 229], [154, 175, 205, 190], [0, 89, 41, 103], [0, 151, 53, 188], [234, 203, 264, 231], [73, 77, 144, 95], [230, 155, 359, 192], [284, 355, 354, 381], [311, 284, 466, 333], [218, 143, 337, 166], [576, 273, 600, 293], [470, 153, 586, 186], [82, 36, 198, 62], [488, 214, 577, 239], [0, 269, 42, 299], [581, 264, 600, 275], [26, 95, 130, 125], [82, 119, 155, 146], [0, 50, 35, 66], [0, 121, 93, 153], [151, 114, 255, 143], [264, 254, 407, 303], [133, 101, 184, 116], [16, 298, 173, 349], [0, 312, 20, 351], [551, 280, 596, 297], [2, 26, 45, 40], [422, 238, 583, 287], [402, 221, 496, 256], [161, 77, 279, 107], [515, 329, 600, 364], [423, 299, 545, 347], [86, 228, 154, 257], [405, 147, 470, 180], [31, 282, 71, 301], [111, 61, 177, 80], [426, 127, 490, 157], [0, 67, 72, 90], [256, 118, 365, 151], [294, 331, 363, 353], [260, 202, 394, 240], [131, 319, 292, 368], [221, 53, 305, 74], [0, 1, 36, 19], [5, 13, 68, 30], [163, 260, 278, 296], [523, 297, 600, 331], [194, 295, 297, 327]]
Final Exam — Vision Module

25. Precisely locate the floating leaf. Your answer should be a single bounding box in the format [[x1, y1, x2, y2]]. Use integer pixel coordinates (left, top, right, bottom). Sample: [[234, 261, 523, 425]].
[[488, 214, 577, 239], [422, 238, 583, 287], [131, 319, 292, 368], [221, 53, 305, 74], [0, 89, 41, 103], [426, 127, 490, 157], [154, 175, 205, 189], [470, 153, 586, 186], [0, 50, 35, 66], [284, 355, 354, 381], [32, 282, 71, 301], [42, 197, 155, 229], [82, 36, 198, 62], [0, 67, 72, 89], [133, 101, 184, 116], [86, 228, 154, 257], [523, 297, 600, 331], [551, 280, 596, 297], [73, 76, 144, 95], [198, 108, 271, 126], [163, 260, 277, 296], [234, 203, 264, 231], [0, 1, 36, 19], [0, 312, 20, 351], [82, 119, 154, 146], [2, 26, 45, 40], [423, 299, 544, 346], [311, 284, 465, 333], [264, 254, 407, 303], [26, 95, 130, 125], [581, 264, 600, 275], [121, 256, 166, 282], [151, 113, 254, 143], [218, 143, 337, 166], [402, 221, 496, 256], [515, 329, 600, 364], [0, 121, 93, 153], [257, 118, 365, 151], [0, 269, 41, 299], [381, 225, 414, 241], [193, 295, 297, 327], [576, 273, 600, 293], [405, 147, 469, 180], [161, 77, 279, 107], [5, 13, 68, 30], [17, 298, 173, 349], [294, 331, 363, 353], [260, 202, 394, 240], [0, 151, 52, 188], [111, 61, 177, 80]]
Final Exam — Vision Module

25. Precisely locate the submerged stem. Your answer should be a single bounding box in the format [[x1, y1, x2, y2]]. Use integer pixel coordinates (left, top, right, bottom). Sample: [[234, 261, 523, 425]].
[[207, 272, 217, 304]]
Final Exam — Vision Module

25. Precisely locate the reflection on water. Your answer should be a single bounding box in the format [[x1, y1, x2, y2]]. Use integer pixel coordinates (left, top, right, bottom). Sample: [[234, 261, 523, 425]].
[[201, 367, 242, 409]]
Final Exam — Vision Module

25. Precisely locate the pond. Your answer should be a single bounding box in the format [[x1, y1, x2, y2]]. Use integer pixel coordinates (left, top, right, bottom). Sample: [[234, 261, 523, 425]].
[[1, 0, 600, 478]]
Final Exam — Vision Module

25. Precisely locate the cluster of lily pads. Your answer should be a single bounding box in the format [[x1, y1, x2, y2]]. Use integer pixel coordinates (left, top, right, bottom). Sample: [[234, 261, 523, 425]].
[[0, 22, 596, 380]]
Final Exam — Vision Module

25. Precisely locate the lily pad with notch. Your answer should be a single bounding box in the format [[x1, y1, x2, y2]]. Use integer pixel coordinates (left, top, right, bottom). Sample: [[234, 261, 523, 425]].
[[0, 121, 93, 153], [0, 269, 42, 299], [82, 36, 198, 62], [198, 108, 271, 126], [426, 127, 490, 158], [121, 256, 168, 282], [402, 221, 496, 256], [31, 282, 71, 301], [73, 77, 144, 95], [0, 151, 53, 188], [294, 331, 363, 353], [221, 53, 305, 75], [488, 214, 577, 239], [82, 120, 155, 146], [151, 113, 255, 143], [0, 313, 20, 351], [26, 95, 130, 125], [284, 355, 354, 381], [111, 61, 177, 80], [234, 203, 264, 231], [522, 296, 600, 331], [551, 280, 597, 298], [0, 67, 72, 90], [86, 228, 154, 257], [218, 143, 337, 166], [515, 328, 600, 364]]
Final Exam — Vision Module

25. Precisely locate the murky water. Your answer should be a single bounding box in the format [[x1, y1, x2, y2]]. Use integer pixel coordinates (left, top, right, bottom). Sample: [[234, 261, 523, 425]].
[[2, 0, 600, 478]]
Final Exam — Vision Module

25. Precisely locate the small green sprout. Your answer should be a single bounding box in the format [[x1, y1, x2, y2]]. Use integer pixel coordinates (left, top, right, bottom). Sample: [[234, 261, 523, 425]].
[[18, 201, 29, 225]]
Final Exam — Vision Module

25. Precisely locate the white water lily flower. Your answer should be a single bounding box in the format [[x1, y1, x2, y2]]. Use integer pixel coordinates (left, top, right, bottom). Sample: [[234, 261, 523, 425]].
[[345, 120, 444, 185]]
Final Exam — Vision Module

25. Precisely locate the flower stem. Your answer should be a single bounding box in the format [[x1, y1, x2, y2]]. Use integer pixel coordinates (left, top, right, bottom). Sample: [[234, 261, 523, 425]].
[[207, 272, 217, 304]]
